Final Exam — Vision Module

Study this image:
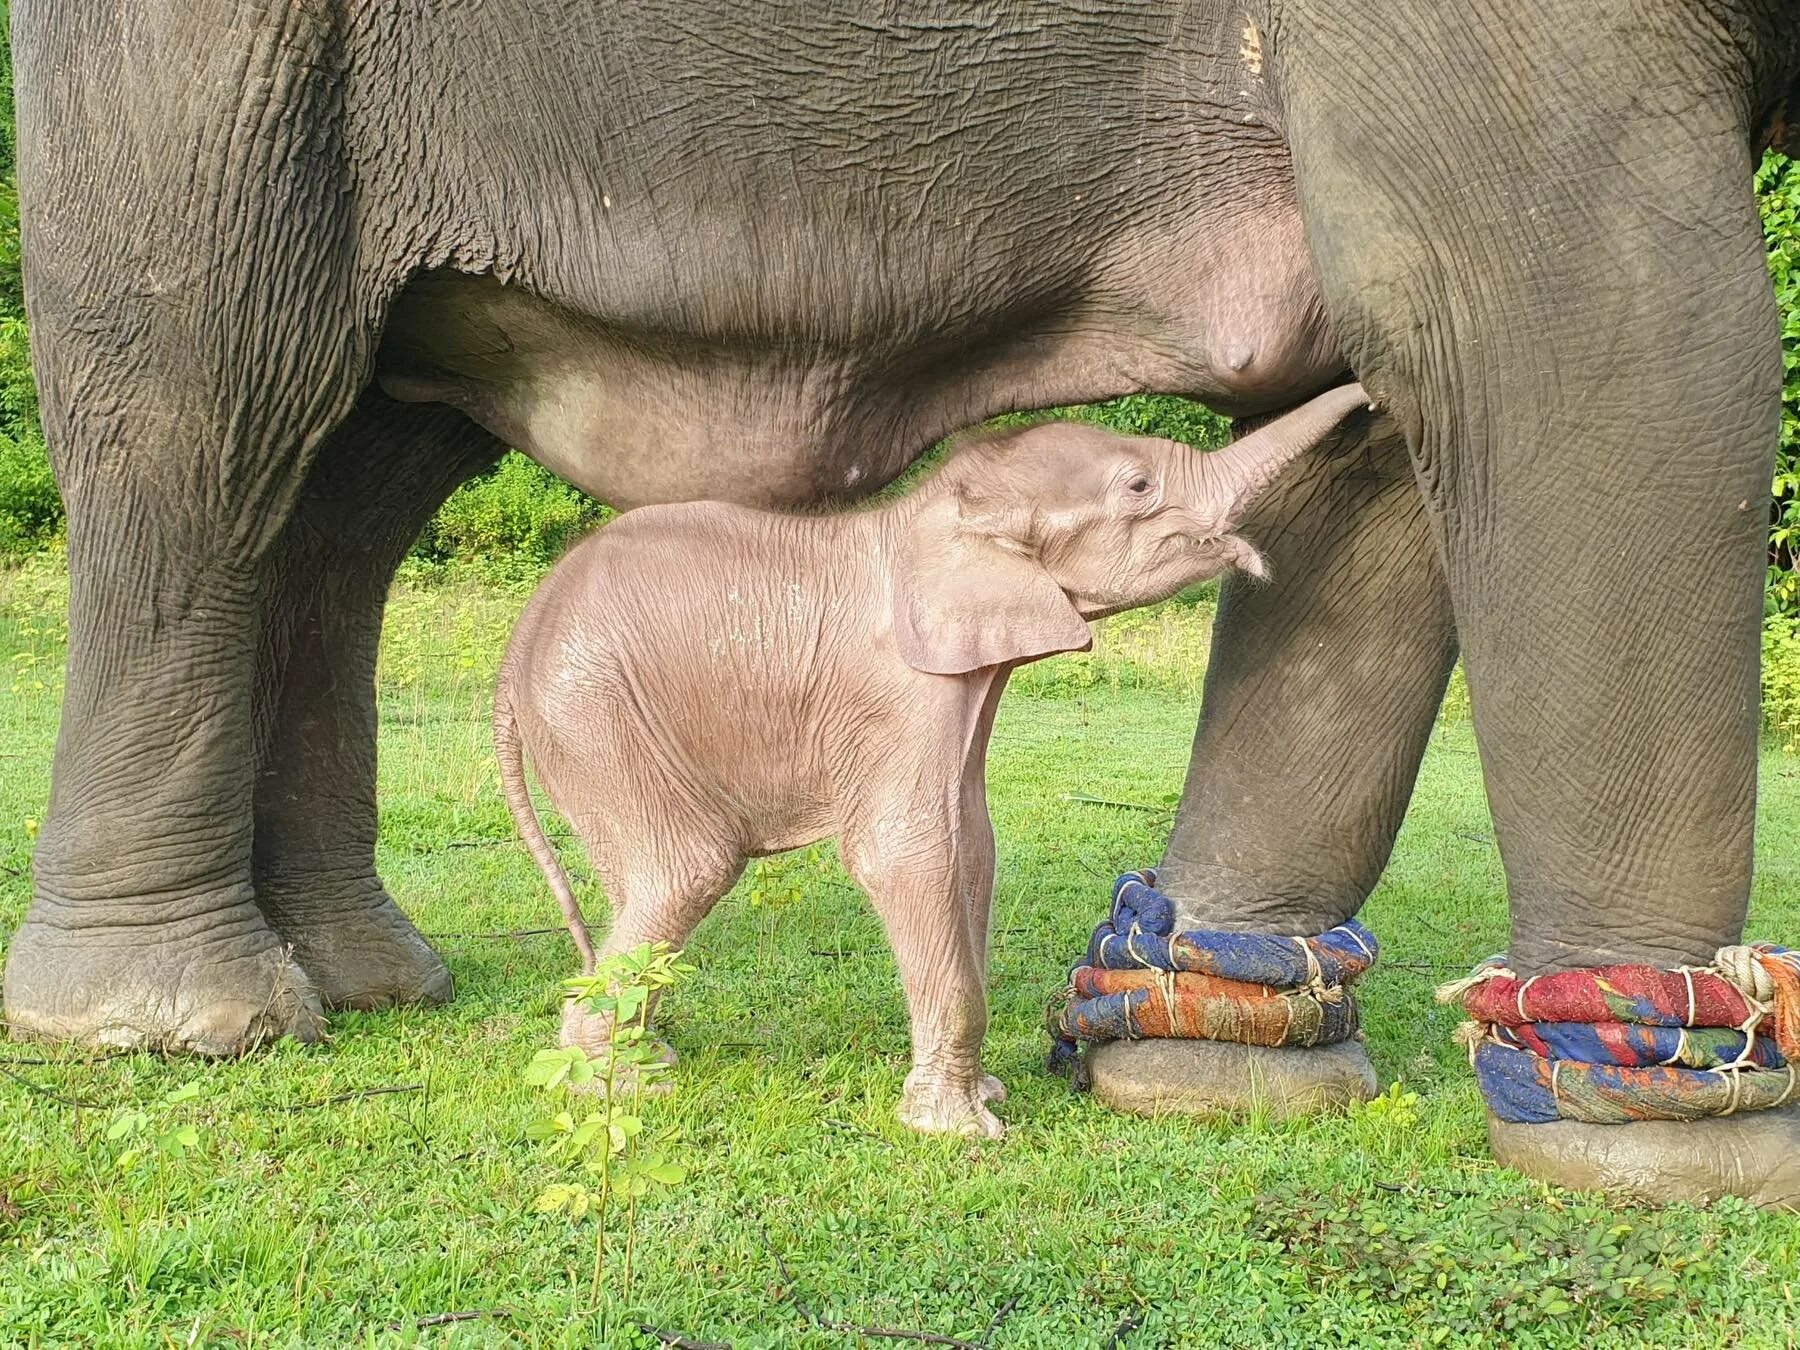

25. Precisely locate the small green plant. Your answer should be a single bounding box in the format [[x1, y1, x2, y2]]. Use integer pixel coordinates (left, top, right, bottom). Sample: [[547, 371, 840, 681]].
[[101, 1080, 207, 1225], [1356, 1079, 1422, 1129], [745, 846, 831, 913], [744, 844, 846, 965], [411, 452, 611, 581], [525, 942, 695, 1306]]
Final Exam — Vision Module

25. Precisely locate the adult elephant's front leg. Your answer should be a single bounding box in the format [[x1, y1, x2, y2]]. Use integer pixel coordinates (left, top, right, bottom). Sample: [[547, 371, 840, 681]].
[[1086, 418, 1457, 1116], [1283, 3, 1798, 1203], [251, 395, 500, 1009]]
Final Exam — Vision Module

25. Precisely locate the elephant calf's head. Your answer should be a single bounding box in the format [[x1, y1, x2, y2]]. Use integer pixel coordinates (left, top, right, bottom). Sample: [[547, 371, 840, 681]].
[[890, 382, 1372, 676]]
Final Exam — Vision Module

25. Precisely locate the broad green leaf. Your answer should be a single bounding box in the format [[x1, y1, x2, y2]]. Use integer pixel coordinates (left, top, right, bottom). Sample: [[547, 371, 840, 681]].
[[533, 1184, 573, 1214], [105, 1112, 145, 1141]]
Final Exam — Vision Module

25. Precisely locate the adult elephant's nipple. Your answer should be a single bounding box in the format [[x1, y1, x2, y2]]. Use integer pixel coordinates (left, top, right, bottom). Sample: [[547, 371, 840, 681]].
[[1223, 343, 1255, 374]]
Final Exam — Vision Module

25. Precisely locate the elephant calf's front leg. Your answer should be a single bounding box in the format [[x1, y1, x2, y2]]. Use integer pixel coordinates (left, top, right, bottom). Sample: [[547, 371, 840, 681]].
[[845, 800, 1001, 1139], [958, 683, 1009, 1109]]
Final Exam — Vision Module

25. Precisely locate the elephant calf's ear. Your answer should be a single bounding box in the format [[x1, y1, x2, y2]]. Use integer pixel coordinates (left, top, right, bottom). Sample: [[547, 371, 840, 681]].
[[892, 503, 1092, 676]]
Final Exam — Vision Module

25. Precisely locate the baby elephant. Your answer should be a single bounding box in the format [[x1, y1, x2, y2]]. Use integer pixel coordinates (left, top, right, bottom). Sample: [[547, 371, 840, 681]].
[[494, 382, 1371, 1137]]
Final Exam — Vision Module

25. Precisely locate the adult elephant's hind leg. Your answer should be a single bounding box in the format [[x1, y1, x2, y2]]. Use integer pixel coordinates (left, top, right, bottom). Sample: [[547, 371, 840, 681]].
[[252, 395, 501, 1010], [1087, 418, 1456, 1117]]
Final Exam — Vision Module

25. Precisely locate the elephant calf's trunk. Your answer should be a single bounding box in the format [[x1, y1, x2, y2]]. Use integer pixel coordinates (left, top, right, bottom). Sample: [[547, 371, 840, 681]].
[[1201, 382, 1372, 512]]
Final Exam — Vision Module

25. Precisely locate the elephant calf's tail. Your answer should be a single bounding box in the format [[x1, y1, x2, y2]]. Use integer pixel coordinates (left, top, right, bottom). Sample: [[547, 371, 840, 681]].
[[493, 676, 598, 972]]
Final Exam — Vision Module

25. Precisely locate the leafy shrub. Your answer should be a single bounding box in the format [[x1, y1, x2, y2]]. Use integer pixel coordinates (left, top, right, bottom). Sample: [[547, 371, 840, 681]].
[[1063, 392, 1234, 447], [1011, 595, 1219, 699], [0, 313, 56, 553], [1766, 613, 1800, 751], [991, 391, 1232, 449], [0, 433, 57, 554], [0, 52, 56, 558], [1762, 150, 1800, 617], [408, 452, 611, 580]]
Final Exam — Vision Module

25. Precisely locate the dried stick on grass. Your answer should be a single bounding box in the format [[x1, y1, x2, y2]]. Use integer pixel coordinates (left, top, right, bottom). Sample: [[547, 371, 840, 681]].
[[386, 1309, 511, 1331], [278, 1084, 424, 1112], [637, 1324, 732, 1350]]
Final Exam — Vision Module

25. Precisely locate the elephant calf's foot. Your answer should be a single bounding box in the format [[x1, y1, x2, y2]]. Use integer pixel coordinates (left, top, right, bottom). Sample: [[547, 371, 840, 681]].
[[2, 911, 324, 1055], [1487, 1108, 1800, 1208], [258, 877, 452, 1011], [898, 1069, 1006, 1139], [558, 995, 677, 1096], [1085, 1038, 1377, 1119]]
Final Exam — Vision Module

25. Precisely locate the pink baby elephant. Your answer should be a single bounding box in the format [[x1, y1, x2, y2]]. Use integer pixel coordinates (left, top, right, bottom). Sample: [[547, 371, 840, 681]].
[[494, 382, 1371, 1137]]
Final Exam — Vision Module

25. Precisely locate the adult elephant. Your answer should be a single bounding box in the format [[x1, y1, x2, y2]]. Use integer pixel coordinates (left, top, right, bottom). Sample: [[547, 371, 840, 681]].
[[7, 2, 1798, 1203]]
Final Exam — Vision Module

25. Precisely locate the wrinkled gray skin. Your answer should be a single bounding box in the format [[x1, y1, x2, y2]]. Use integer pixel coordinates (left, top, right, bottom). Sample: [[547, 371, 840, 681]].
[[6, 2, 1799, 1201], [496, 388, 1369, 1138]]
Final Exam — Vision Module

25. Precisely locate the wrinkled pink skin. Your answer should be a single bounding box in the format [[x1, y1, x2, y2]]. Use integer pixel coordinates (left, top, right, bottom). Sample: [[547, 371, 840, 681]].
[[494, 384, 1369, 1137]]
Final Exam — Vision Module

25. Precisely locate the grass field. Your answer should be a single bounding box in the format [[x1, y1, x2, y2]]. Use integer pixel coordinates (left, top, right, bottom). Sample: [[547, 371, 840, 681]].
[[3, 555, 1800, 1348]]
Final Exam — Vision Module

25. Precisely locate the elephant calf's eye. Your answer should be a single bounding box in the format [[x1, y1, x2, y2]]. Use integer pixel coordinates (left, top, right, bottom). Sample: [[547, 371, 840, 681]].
[[1126, 475, 1152, 495]]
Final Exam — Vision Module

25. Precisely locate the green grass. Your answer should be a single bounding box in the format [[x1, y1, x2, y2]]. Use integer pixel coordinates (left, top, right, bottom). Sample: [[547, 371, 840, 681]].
[[2, 554, 1800, 1347]]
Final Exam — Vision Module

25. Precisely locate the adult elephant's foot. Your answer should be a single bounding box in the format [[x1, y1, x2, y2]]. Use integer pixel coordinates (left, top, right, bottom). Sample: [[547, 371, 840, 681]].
[[258, 875, 452, 1011], [1085, 1039, 1378, 1119], [1487, 1109, 1800, 1208], [2, 905, 324, 1055]]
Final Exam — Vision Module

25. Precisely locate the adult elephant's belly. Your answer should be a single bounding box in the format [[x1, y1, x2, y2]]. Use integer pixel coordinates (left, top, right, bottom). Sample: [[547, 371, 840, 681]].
[[373, 217, 1343, 512]]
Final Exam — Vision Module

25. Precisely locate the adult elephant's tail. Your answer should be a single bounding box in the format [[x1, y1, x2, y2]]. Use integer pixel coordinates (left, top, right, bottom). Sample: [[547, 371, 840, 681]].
[[493, 675, 597, 972]]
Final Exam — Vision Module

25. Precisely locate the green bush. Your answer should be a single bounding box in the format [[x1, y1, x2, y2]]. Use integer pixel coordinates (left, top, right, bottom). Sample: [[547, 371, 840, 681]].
[[0, 286, 55, 551], [0, 29, 50, 558], [0, 427, 56, 553], [1766, 613, 1800, 751], [1761, 150, 1800, 618], [408, 452, 611, 580], [993, 392, 1232, 448]]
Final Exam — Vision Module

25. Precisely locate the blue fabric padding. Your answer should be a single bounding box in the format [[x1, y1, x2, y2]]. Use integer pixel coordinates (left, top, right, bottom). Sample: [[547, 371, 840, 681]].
[[1494, 1021, 1782, 1070], [1081, 870, 1378, 985], [1471, 1042, 1563, 1124]]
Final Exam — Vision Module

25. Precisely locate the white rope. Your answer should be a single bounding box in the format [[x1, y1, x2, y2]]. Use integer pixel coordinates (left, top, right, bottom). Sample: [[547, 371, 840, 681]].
[[1712, 945, 1776, 1004], [1515, 974, 1540, 1022], [1434, 962, 1514, 1005]]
